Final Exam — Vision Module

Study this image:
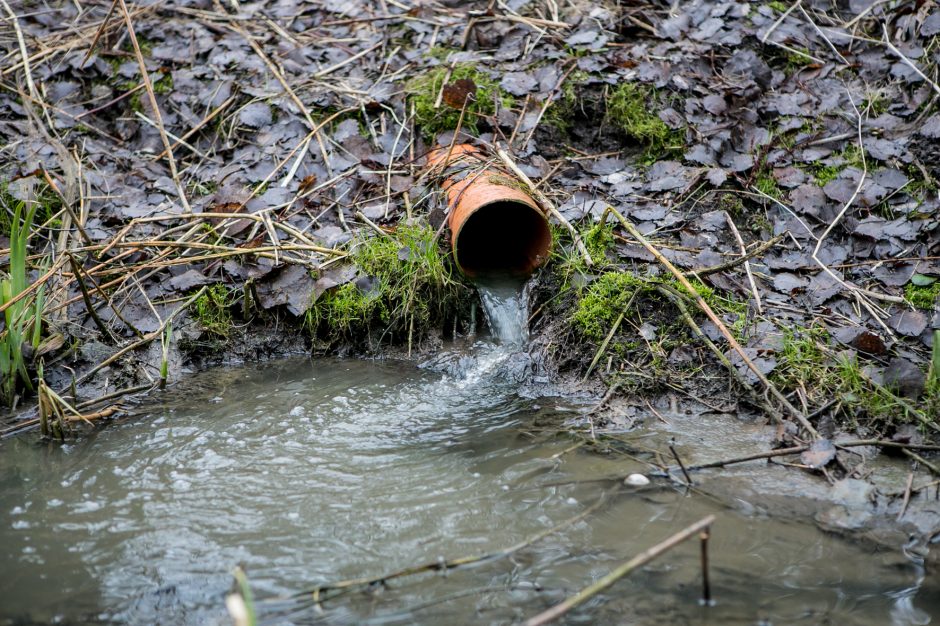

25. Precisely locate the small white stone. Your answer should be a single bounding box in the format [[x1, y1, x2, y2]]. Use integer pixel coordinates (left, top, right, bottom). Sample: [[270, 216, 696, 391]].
[[624, 473, 650, 486]]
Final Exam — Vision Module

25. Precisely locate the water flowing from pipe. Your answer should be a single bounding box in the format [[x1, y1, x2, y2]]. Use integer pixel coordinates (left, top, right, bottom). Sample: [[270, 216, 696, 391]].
[[474, 276, 530, 346]]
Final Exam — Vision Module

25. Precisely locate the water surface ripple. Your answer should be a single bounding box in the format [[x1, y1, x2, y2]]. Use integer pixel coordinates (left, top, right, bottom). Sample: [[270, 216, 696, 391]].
[[0, 352, 936, 625]]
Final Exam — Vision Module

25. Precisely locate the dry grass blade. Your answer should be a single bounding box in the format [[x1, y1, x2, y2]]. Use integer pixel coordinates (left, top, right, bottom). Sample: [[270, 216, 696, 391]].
[[116, 0, 191, 212], [606, 206, 819, 439]]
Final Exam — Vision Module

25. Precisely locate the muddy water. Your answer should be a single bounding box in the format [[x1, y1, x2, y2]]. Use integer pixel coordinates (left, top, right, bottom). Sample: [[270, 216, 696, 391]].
[[1, 347, 937, 625]]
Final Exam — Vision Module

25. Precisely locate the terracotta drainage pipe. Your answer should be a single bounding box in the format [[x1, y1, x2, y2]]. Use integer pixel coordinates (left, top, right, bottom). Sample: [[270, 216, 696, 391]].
[[427, 144, 552, 278]]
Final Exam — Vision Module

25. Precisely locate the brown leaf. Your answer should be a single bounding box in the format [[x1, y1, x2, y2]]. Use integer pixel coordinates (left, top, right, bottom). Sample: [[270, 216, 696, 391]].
[[210, 201, 243, 214], [298, 174, 318, 193], [850, 330, 886, 355], [442, 78, 477, 109]]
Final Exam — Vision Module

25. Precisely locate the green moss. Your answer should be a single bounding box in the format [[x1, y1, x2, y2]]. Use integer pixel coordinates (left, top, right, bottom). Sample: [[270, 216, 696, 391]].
[[0, 181, 62, 237], [904, 163, 938, 201], [425, 46, 456, 61], [771, 326, 931, 427], [718, 192, 745, 216], [572, 272, 646, 340], [905, 281, 940, 309], [550, 221, 616, 292], [813, 163, 842, 186], [409, 64, 513, 140], [543, 71, 589, 133], [783, 47, 813, 72], [836, 353, 926, 425], [153, 72, 173, 95], [807, 144, 866, 186], [770, 327, 831, 390], [840, 143, 865, 169], [767, 0, 789, 11], [754, 171, 782, 199], [584, 222, 615, 264], [189, 179, 218, 198], [306, 223, 469, 341], [307, 282, 385, 336], [862, 94, 889, 116], [191, 284, 236, 337], [606, 83, 682, 159], [571, 270, 744, 342]]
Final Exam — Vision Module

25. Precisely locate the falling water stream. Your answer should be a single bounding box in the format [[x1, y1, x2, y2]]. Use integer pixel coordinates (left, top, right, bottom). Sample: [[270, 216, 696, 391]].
[[0, 280, 937, 625], [475, 276, 531, 346]]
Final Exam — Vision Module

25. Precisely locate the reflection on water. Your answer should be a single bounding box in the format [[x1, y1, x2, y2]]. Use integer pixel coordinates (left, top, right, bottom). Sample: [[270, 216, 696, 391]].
[[0, 350, 936, 625]]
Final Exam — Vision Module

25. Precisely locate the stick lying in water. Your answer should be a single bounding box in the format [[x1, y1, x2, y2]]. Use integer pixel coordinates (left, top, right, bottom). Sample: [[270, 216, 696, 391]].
[[524, 515, 716, 626], [284, 489, 611, 604]]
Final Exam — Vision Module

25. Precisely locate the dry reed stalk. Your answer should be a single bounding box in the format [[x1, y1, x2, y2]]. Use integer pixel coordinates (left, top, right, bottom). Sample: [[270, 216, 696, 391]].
[[116, 0, 192, 212], [524, 515, 716, 626], [605, 206, 819, 439]]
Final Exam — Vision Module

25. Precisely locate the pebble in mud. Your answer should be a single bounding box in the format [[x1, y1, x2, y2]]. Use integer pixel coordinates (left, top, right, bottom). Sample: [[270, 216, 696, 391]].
[[624, 474, 650, 486]]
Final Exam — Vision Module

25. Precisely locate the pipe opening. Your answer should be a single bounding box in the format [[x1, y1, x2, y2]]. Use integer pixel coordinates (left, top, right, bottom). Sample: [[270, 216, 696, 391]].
[[453, 200, 552, 278]]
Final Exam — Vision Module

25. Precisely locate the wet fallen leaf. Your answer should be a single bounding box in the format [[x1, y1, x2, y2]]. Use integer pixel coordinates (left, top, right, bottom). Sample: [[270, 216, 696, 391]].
[[442, 78, 477, 109], [298, 174, 318, 193], [882, 358, 926, 398], [850, 331, 887, 355], [887, 310, 928, 337], [830, 478, 874, 506]]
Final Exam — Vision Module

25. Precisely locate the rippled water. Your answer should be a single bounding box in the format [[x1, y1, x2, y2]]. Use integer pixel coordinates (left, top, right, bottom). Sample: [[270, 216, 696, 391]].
[[1, 344, 937, 625]]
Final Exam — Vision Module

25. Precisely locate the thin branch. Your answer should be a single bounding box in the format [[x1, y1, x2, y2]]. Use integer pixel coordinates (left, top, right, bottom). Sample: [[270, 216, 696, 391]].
[[524, 515, 716, 626], [117, 0, 192, 212]]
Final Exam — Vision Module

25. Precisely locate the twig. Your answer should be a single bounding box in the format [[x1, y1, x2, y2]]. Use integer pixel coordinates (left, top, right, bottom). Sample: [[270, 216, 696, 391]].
[[290, 490, 610, 600], [524, 515, 716, 626], [354, 211, 389, 237], [67, 254, 118, 343], [658, 285, 786, 423], [72, 287, 206, 387], [682, 445, 809, 471], [494, 146, 593, 268], [903, 449, 940, 477], [897, 468, 915, 521], [117, 0, 191, 212], [799, 6, 849, 66], [606, 206, 818, 438], [313, 42, 382, 79], [0, 256, 67, 316], [152, 95, 237, 161], [668, 440, 693, 486], [80, 0, 119, 65], [1, 0, 39, 101], [725, 212, 762, 314], [882, 24, 940, 97], [234, 24, 333, 175], [520, 62, 576, 149], [700, 527, 712, 606], [582, 294, 634, 381], [759, 0, 801, 43], [835, 439, 940, 452], [692, 233, 786, 277], [76, 383, 154, 410]]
